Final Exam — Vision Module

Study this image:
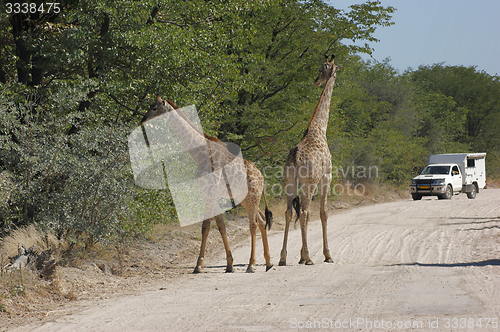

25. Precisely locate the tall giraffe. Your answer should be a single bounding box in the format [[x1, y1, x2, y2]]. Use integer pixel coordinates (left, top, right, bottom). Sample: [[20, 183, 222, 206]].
[[142, 96, 273, 273], [279, 55, 341, 266]]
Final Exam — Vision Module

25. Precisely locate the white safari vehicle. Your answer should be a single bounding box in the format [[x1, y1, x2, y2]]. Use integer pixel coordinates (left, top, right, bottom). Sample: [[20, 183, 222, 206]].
[[410, 153, 486, 200]]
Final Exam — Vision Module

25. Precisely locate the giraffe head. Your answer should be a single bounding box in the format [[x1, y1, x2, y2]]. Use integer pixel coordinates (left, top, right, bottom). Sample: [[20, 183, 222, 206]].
[[314, 54, 341, 87], [141, 95, 175, 124]]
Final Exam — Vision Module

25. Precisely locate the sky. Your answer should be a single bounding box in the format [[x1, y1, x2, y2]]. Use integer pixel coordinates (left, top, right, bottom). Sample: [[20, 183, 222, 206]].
[[326, 0, 500, 76]]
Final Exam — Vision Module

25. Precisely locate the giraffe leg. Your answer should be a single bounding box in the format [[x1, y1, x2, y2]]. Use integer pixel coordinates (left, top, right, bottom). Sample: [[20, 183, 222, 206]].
[[215, 214, 234, 273], [320, 174, 333, 263], [193, 218, 211, 274], [247, 214, 257, 273], [280, 168, 296, 266], [298, 187, 314, 265], [256, 210, 273, 271], [279, 202, 293, 266]]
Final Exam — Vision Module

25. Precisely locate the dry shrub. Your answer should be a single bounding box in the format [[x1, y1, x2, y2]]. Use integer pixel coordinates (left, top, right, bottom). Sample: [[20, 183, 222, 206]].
[[0, 225, 65, 264], [0, 225, 66, 317]]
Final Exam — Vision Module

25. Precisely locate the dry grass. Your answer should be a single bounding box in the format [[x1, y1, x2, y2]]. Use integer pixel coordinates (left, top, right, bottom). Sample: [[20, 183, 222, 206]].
[[0, 225, 64, 261], [486, 177, 500, 188], [0, 225, 67, 320]]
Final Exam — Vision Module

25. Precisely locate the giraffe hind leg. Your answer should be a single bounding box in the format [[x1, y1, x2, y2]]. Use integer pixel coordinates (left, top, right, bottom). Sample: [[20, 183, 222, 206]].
[[298, 187, 314, 265], [256, 210, 273, 271], [279, 169, 297, 266], [246, 215, 257, 273], [279, 203, 293, 266]]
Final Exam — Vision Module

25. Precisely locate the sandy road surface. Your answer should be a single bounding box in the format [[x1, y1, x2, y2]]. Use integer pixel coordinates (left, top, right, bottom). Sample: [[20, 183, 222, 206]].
[[13, 189, 500, 331]]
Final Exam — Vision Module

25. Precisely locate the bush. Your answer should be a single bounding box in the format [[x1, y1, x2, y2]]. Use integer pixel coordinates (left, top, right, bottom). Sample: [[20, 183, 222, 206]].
[[0, 85, 160, 246]]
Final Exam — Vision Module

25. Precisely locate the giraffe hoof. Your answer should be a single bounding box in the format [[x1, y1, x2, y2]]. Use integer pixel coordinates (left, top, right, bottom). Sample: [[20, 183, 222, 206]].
[[225, 267, 234, 273], [266, 265, 273, 272], [305, 261, 314, 265], [324, 258, 334, 263], [246, 266, 255, 273], [278, 261, 286, 266], [193, 266, 202, 274]]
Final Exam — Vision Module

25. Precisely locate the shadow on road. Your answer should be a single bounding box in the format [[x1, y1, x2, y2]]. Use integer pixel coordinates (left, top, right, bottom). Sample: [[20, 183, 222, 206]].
[[389, 259, 500, 268]]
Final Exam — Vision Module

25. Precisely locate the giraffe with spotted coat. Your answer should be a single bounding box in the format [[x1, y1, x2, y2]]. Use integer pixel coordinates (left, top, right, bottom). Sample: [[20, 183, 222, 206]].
[[142, 96, 273, 273], [279, 55, 341, 266]]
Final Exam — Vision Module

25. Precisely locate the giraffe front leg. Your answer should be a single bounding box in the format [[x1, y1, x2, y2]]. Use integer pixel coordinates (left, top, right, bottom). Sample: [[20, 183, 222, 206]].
[[215, 215, 234, 273], [194, 219, 211, 274], [321, 213, 333, 263], [320, 175, 333, 263], [246, 217, 257, 273]]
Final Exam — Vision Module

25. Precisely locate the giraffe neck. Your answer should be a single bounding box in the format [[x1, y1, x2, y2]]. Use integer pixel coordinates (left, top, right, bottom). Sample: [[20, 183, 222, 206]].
[[307, 74, 337, 135], [165, 110, 211, 166], [166, 109, 235, 169]]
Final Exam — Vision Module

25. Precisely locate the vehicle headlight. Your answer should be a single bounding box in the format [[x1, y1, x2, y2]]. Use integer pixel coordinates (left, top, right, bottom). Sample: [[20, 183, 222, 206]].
[[411, 179, 416, 185], [432, 179, 445, 186]]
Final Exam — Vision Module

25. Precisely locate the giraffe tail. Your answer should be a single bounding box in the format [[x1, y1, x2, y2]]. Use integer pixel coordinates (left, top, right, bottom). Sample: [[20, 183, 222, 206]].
[[292, 196, 300, 225], [262, 187, 273, 230]]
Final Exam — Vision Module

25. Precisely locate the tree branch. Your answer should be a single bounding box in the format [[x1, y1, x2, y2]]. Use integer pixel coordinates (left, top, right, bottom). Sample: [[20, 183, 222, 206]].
[[258, 81, 291, 105], [108, 93, 144, 118], [156, 19, 189, 28], [256, 122, 298, 140]]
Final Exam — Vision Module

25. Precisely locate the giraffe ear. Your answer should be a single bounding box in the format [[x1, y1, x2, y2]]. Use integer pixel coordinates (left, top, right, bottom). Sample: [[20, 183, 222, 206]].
[[329, 54, 336, 65], [334, 64, 342, 72]]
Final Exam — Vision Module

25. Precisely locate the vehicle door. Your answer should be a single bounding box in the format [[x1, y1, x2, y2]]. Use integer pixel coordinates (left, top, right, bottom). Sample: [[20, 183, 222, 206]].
[[450, 165, 462, 192]]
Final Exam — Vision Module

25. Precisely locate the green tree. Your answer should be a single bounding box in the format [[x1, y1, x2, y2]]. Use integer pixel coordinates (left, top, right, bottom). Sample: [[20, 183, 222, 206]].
[[0, 0, 397, 238], [411, 64, 500, 177], [216, 0, 395, 169]]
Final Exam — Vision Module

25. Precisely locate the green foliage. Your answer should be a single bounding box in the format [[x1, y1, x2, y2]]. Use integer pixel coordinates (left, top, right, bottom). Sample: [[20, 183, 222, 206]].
[[0, 85, 137, 245], [331, 60, 500, 184], [125, 188, 176, 237], [216, 0, 395, 168], [368, 128, 428, 183], [410, 64, 500, 177]]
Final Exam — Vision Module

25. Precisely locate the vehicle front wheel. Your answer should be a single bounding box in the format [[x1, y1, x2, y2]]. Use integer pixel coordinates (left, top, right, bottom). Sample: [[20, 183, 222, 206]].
[[438, 184, 453, 200], [412, 193, 422, 201], [467, 184, 477, 199]]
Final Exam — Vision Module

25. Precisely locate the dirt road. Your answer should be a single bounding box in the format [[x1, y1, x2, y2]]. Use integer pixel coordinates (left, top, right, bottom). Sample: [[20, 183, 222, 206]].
[[13, 189, 500, 331]]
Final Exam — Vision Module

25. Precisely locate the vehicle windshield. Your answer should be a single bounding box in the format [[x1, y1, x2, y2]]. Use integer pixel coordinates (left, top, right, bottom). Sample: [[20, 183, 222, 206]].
[[421, 165, 450, 175]]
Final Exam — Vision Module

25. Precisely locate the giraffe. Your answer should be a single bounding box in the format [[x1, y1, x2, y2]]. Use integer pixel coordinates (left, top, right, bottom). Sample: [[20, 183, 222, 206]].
[[279, 54, 341, 266], [142, 96, 273, 273]]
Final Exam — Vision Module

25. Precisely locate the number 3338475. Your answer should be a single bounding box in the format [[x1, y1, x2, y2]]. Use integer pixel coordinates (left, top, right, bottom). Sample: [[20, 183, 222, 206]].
[[6, 3, 60, 14]]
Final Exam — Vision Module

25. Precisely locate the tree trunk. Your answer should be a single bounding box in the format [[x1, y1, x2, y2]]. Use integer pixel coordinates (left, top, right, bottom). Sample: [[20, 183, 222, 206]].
[[10, 12, 30, 85]]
